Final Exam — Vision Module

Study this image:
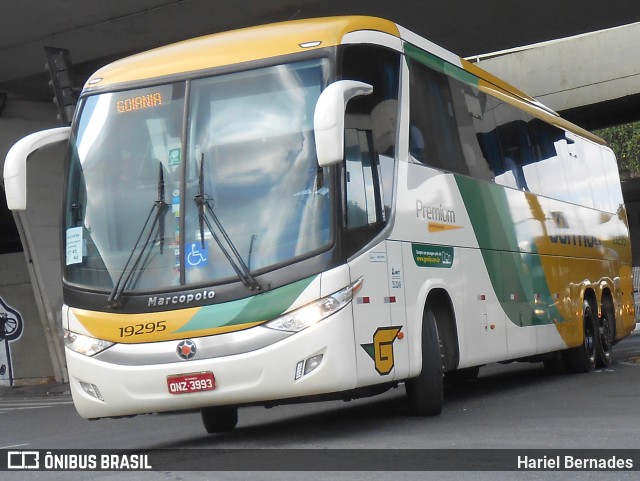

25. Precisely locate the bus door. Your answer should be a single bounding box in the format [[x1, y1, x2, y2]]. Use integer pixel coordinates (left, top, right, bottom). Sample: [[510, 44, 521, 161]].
[[343, 128, 408, 386]]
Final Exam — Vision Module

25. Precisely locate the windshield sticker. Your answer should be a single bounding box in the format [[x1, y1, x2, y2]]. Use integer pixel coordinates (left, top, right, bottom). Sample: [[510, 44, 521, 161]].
[[66, 227, 83, 265], [168, 149, 181, 166], [369, 252, 387, 262], [186, 242, 208, 268], [172, 190, 180, 217], [412, 243, 454, 268]]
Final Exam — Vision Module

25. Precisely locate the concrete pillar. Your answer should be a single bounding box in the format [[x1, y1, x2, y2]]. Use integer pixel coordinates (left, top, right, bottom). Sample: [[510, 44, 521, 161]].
[[0, 97, 67, 385]]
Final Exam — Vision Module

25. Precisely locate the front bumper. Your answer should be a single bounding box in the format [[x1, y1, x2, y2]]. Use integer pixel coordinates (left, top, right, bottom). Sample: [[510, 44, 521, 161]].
[[66, 307, 358, 418]]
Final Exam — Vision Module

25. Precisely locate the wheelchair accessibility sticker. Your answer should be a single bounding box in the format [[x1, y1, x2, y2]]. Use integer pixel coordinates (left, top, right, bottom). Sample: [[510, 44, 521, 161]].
[[186, 242, 208, 268]]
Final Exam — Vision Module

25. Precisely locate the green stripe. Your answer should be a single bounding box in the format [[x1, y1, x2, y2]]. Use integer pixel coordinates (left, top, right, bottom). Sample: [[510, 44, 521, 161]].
[[454, 176, 565, 326], [404, 42, 478, 87], [176, 275, 318, 332]]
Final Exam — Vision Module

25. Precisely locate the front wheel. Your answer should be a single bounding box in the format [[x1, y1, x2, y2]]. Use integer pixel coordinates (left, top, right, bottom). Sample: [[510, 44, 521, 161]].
[[201, 406, 238, 434], [405, 305, 443, 416]]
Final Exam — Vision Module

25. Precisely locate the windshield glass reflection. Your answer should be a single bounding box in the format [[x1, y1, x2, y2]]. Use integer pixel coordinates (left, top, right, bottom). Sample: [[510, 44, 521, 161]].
[[64, 59, 331, 294]]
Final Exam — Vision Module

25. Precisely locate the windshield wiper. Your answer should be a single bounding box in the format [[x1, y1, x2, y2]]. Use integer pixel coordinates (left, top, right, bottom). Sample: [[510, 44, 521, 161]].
[[194, 154, 262, 292], [107, 163, 169, 307]]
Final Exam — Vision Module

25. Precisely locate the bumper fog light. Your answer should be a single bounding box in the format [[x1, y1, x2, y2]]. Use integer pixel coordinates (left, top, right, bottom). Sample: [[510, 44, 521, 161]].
[[304, 354, 323, 375], [294, 354, 324, 380], [79, 380, 104, 401]]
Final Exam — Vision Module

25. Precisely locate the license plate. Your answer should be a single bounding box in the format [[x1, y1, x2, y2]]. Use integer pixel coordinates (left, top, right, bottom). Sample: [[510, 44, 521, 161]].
[[167, 371, 216, 394]]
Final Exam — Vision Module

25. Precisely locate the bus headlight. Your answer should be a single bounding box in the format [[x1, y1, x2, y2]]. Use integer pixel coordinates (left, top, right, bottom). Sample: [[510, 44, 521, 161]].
[[265, 278, 363, 333], [63, 330, 114, 356]]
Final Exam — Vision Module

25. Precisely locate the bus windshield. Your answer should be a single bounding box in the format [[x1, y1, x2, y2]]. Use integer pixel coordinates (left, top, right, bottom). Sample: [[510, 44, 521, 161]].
[[64, 58, 332, 294]]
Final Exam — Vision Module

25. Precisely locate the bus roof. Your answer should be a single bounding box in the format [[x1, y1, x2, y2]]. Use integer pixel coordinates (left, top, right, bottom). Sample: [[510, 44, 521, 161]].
[[85, 15, 604, 145], [85, 16, 400, 90]]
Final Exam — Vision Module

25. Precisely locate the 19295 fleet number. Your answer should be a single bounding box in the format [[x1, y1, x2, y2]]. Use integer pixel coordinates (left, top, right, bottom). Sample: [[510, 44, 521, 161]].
[[119, 321, 167, 338]]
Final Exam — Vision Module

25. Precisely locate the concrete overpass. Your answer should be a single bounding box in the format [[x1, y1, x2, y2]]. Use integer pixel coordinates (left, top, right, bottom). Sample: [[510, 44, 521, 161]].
[[2, 1, 640, 385], [471, 22, 640, 131], [2, 0, 640, 102]]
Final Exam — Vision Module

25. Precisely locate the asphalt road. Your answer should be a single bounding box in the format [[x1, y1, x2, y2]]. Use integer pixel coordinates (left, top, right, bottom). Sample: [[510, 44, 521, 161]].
[[2, 331, 640, 480]]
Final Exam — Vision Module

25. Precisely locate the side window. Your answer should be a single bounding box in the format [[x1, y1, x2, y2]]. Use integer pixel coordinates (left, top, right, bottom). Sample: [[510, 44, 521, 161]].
[[527, 120, 571, 202], [493, 106, 536, 191], [453, 85, 496, 181], [408, 59, 467, 175], [406, 44, 613, 212], [583, 140, 611, 212], [345, 129, 383, 229], [339, 44, 400, 254], [341, 45, 400, 217]]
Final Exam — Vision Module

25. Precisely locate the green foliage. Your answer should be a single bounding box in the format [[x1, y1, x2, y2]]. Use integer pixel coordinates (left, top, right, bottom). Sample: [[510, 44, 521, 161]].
[[596, 121, 640, 179]]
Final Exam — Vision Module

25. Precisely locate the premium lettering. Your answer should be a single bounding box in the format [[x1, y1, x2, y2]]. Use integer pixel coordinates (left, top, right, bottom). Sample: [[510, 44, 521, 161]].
[[416, 200, 456, 223]]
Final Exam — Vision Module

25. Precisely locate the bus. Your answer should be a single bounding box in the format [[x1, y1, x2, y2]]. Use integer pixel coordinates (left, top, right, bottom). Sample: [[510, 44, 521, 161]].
[[3, 16, 635, 432]]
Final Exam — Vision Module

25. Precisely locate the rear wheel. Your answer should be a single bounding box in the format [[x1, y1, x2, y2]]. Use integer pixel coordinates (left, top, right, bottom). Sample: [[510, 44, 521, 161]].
[[405, 305, 444, 416], [595, 302, 614, 368], [201, 406, 238, 433], [563, 300, 597, 373]]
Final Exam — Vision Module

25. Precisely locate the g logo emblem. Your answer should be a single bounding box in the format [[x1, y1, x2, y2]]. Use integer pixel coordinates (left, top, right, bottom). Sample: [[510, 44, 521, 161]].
[[361, 326, 403, 375]]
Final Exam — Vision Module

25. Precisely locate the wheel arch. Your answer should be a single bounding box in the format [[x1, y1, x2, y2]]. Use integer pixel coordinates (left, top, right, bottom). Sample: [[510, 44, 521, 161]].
[[583, 286, 597, 313], [424, 288, 459, 372]]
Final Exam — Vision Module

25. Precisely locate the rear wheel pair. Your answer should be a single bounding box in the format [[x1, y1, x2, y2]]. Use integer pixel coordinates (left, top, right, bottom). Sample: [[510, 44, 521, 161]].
[[563, 299, 613, 373], [595, 302, 615, 368]]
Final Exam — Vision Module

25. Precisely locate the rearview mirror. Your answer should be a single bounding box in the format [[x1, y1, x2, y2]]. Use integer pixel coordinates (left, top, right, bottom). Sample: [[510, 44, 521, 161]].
[[3, 126, 70, 210], [313, 80, 373, 167]]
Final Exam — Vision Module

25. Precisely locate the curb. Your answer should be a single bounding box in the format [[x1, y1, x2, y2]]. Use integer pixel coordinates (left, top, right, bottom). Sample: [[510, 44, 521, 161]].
[[0, 382, 70, 398]]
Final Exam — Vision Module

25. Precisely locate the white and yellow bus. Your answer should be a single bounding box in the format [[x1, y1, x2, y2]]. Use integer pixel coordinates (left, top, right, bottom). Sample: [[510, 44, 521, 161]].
[[4, 16, 635, 432]]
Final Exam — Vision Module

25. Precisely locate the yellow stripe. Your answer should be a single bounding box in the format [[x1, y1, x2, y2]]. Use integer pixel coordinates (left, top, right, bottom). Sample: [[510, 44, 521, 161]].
[[428, 222, 463, 233], [462, 58, 535, 103], [477, 80, 605, 145], [71, 307, 263, 343]]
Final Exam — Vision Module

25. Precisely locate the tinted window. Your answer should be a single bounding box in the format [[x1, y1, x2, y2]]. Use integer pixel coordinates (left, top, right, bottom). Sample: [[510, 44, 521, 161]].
[[340, 45, 400, 254], [407, 48, 617, 212]]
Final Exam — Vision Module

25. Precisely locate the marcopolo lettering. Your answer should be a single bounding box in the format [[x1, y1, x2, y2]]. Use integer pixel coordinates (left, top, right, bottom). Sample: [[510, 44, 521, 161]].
[[148, 289, 216, 307]]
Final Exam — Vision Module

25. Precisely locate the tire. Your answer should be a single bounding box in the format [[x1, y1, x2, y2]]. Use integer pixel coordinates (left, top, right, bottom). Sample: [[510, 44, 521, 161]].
[[595, 302, 614, 368], [201, 406, 238, 433], [405, 305, 444, 416], [563, 300, 597, 373]]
